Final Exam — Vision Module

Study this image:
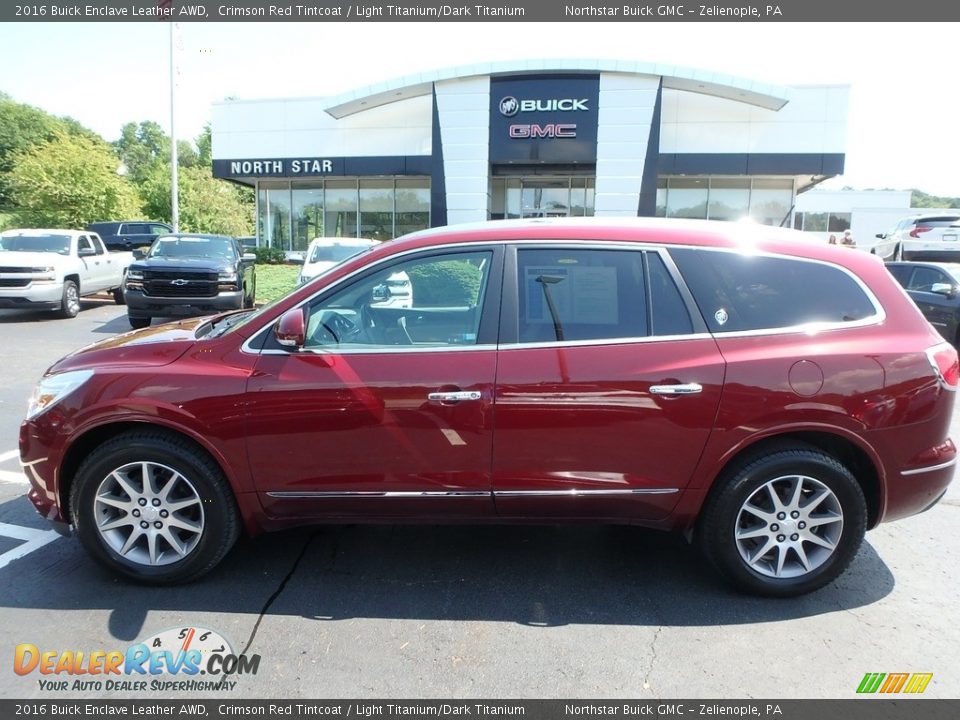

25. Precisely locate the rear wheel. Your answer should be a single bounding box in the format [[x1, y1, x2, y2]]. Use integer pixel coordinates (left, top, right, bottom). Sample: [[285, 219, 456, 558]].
[[128, 316, 150, 329], [112, 288, 126, 305], [69, 431, 240, 584], [58, 280, 81, 319], [698, 447, 866, 597]]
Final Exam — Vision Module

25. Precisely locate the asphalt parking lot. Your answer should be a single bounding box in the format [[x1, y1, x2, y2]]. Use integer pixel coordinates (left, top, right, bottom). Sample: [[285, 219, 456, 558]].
[[0, 299, 958, 700]]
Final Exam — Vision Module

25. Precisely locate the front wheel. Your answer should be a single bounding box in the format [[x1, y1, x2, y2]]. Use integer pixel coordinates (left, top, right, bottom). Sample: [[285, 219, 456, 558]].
[[112, 288, 126, 305], [128, 315, 150, 329], [69, 431, 240, 584], [698, 447, 866, 597], [58, 280, 81, 319]]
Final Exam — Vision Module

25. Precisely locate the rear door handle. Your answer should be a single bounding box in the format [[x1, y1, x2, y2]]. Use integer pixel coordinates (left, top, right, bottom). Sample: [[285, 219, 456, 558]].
[[428, 391, 482, 403], [650, 383, 703, 396]]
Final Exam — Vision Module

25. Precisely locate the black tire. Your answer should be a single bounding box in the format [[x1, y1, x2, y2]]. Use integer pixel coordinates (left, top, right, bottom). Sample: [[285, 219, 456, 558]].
[[112, 288, 126, 305], [893, 243, 903, 261], [128, 316, 150, 329], [69, 430, 240, 584], [243, 283, 254, 309], [58, 280, 81, 319], [698, 447, 866, 597]]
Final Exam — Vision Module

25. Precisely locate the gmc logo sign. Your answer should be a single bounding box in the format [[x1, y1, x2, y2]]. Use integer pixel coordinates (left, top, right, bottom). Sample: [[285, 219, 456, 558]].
[[508, 123, 577, 139]]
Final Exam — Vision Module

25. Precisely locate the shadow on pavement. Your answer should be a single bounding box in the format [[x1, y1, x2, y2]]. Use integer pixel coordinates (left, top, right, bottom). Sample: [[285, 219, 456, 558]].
[[0, 491, 895, 641]]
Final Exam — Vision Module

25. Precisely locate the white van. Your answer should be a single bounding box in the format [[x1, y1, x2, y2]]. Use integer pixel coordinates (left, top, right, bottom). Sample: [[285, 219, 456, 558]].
[[298, 237, 413, 307]]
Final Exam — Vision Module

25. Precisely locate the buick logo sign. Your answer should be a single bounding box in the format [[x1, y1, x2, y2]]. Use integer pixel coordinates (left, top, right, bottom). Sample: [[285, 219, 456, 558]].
[[499, 96, 519, 117]]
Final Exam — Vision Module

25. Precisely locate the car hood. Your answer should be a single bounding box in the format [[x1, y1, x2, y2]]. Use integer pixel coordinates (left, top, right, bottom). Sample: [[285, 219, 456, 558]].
[[132, 257, 232, 272], [0, 251, 69, 268], [47, 317, 206, 375]]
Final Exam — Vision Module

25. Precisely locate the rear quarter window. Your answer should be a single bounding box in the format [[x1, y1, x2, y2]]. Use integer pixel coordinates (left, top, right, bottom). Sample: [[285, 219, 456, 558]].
[[670, 248, 878, 333]]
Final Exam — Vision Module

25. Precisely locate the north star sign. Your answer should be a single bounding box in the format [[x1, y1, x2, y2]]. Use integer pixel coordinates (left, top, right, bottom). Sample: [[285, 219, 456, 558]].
[[226, 158, 334, 175]]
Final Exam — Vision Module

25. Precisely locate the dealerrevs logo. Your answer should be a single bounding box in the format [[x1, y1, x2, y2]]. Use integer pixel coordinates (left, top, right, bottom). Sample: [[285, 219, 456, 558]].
[[498, 96, 589, 116], [14, 626, 260, 692]]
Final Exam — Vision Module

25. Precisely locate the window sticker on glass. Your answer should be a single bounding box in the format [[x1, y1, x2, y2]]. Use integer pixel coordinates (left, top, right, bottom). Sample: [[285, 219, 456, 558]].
[[524, 266, 619, 325]]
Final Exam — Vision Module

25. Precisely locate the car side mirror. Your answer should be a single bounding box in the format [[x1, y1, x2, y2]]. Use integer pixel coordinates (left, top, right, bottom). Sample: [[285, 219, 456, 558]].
[[274, 308, 306, 348], [78, 247, 95, 257], [930, 283, 957, 299], [242, 253, 257, 262], [875, 233, 886, 239], [133, 249, 146, 260], [371, 283, 390, 303]]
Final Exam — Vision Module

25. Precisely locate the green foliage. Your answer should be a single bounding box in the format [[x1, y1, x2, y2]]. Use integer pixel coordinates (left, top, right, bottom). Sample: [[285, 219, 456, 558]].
[[910, 189, 960, 209], [253, 245, 287, 264], [255, 263, 300, 304], [0, 96, 96, 207], [140, 163, 254, 237], [7, 130, 142, 228], [115, 121, 169, 184], [406, 260, 482, 307]]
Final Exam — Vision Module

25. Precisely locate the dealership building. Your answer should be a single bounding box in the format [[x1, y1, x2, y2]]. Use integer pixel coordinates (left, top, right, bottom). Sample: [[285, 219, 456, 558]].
[[211, 59, 849, 253]]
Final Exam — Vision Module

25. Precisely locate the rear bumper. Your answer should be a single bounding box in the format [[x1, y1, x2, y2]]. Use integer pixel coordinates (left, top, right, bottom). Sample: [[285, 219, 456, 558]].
[[883, 446, 956, 523], [125, 289, 243, 318]]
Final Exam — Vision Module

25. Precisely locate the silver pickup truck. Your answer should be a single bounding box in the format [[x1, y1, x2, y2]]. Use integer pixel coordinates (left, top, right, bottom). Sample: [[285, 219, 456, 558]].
[[0, 229, 133, 318]]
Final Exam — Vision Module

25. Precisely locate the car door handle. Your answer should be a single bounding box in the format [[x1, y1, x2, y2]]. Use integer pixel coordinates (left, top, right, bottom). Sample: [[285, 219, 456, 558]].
[[650, 383, 703, 396], [428, 391, 482, 403]]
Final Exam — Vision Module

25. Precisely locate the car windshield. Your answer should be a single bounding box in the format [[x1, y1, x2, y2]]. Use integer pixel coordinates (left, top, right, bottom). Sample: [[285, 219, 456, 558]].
[[149, 236, 236, 260], [0, 234, 71, 254], [309, 243, 372, 264]]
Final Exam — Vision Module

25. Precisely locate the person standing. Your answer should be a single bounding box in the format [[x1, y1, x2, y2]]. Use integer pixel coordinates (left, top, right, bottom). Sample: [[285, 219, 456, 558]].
[[842, 229, 856, 247]]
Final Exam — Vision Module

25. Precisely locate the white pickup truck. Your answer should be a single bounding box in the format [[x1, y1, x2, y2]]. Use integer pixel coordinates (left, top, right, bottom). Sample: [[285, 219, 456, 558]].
[[0, 229, 133, 318]]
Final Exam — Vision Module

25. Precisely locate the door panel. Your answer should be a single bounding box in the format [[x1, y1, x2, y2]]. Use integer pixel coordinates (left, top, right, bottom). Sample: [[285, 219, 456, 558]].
[[492, 339, 725, 520], [246, 350, 497, 519]]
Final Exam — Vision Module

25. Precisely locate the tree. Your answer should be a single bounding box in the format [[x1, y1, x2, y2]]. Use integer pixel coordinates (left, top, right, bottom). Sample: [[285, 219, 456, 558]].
[[141, 163, 253, 236], [7, 131, 142, 228], [114, 121, 170, 184], [911, 189, 960, 209]]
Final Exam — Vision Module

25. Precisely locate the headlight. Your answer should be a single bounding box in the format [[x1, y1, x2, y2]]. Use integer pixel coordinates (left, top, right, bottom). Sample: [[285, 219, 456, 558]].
[[31, 266, 57, 283], [126, 269, 144, 280], [26, 370, 94, 420], [218, 270, 238, 282]]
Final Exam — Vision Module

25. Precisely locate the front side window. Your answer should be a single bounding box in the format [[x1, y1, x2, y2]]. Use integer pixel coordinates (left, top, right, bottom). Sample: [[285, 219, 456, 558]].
[[671, 248, 877, 333], [303, 250, 493, 350], [907, 267, 952, 292], [516, 248, 649, 343]]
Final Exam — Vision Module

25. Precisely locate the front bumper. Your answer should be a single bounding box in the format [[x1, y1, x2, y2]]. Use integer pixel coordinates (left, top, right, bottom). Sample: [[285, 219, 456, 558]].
[[125, 289, 243, 318], [0, 281, 63, 310]]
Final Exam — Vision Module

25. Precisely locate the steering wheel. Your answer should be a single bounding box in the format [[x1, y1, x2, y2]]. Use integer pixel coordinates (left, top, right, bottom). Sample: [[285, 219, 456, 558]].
[[318, 311, 361, 344]]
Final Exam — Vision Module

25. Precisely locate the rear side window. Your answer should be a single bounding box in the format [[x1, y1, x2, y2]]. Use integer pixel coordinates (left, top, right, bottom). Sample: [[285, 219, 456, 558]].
[[124, 223, 150, 234], [670, 248, 877, 333], [517, 248, 648, 343]]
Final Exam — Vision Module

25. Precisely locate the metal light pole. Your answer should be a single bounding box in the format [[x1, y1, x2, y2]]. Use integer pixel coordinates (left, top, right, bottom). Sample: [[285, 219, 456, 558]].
[[169, 22, 179, 232]]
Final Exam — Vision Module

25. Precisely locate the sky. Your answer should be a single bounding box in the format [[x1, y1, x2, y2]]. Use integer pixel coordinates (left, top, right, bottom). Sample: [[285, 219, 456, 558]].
[[1, 21, 958, 196]]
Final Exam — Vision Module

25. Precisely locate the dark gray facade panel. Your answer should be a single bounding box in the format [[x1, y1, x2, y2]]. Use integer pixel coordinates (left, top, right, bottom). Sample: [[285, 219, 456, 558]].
[[430, 86, 448, 227], [657, 153, 846, 176], [637, 79, 663, 217]]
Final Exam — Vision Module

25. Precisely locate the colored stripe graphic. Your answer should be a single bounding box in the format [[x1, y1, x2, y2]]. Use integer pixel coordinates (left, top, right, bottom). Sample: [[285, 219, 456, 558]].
[[857, 673, 885, 693], [880, 673, 909, 693], [904, 673, 934, 694]]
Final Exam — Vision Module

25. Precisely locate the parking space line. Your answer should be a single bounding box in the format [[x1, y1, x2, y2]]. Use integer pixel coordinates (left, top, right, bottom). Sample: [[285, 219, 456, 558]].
[[0, 450, 18, 463], [0, 470, 27, 484], [0, 523, 60, 571]]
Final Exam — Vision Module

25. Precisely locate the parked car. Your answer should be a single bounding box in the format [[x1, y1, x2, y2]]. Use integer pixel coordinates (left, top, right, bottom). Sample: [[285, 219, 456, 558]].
[[237, 236, 257, 251], [124, 234, 257, 329], [887, 261, 960, 345], [298, 237, 413, 307], [87, 221, 173, 252], [0, 229, 132, 318], [21, 218, 957, 596], [872, 213, 960, 261]]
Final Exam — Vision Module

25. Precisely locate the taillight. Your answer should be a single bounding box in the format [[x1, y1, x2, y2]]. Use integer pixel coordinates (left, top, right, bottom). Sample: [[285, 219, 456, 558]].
[[909, 226, 933, 238], [926, 343, 959, 391]]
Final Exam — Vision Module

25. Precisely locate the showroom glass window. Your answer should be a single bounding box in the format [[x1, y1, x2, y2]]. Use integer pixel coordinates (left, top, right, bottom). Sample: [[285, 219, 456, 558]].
[[395, 180, 431, 237], [258, 181, 290, 250], [359, 180, 395, 240], [292, 183, 324, 252]]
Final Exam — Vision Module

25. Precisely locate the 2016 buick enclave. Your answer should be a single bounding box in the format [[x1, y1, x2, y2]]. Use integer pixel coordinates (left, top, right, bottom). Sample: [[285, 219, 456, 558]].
[[20, 218, 957, 596]]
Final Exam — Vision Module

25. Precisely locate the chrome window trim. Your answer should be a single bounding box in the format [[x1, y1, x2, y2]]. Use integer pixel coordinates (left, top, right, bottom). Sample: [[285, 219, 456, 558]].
[[240, 238, 887, 356], [900, 458, 957, 476]]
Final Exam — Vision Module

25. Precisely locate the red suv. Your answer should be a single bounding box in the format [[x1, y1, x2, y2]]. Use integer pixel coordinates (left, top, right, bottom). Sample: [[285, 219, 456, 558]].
[[20, 219, 957, 596]]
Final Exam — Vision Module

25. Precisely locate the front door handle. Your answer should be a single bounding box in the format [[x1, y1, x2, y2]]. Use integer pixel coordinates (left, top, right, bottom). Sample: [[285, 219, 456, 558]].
[[428, 391, 482, 403], [650, 383, 703, 396]]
